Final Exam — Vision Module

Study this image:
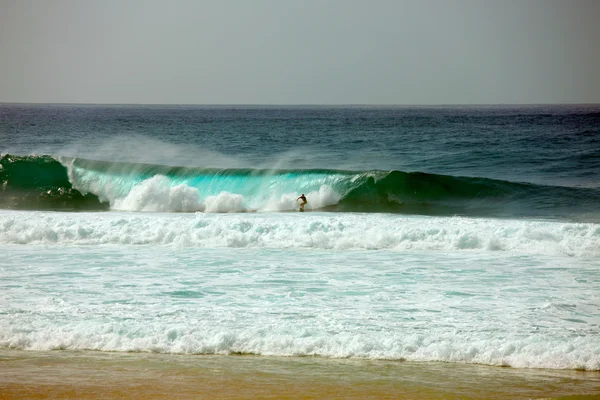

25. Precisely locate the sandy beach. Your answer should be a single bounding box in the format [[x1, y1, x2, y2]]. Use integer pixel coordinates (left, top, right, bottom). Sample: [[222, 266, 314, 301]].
[[1, 350, 599, 399]]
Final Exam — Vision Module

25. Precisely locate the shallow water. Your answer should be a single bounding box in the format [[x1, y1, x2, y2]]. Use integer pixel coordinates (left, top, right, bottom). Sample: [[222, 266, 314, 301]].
[[1, 211, 599, 371]]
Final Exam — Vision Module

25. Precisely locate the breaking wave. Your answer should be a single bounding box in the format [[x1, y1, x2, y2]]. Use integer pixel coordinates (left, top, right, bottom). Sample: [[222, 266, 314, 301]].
[[2, 154, 600, 221]]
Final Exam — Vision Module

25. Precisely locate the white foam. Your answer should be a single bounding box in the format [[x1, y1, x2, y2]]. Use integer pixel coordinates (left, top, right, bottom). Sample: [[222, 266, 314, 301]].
[[92, 175, 251, 213], [0, 210, 598, 257], [1, 218, 599, 371], [204, 192, 246, 213], [113, 175, 204, 212], [0, 322, 598, 370]]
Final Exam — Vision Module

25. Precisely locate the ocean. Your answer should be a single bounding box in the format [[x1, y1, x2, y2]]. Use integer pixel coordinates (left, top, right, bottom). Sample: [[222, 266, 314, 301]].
[[1, 104, 599, 398]]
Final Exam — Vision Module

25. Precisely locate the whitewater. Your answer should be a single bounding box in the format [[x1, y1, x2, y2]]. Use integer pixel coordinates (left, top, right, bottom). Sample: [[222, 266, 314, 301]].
[[1, 210, 599, 256], [1, 104, 599, 375]]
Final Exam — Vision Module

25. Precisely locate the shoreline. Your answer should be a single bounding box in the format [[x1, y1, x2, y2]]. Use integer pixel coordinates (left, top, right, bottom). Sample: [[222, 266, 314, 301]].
[[1, 349, 599, 399]]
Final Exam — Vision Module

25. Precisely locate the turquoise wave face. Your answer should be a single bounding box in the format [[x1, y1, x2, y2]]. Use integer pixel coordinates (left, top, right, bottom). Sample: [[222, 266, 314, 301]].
[[2, 154, 600, 220], [64, 157, 357, 211]]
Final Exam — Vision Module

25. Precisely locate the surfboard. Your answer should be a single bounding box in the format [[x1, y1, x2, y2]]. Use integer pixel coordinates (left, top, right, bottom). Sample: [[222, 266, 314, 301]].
[[296, 197, 307, 212]]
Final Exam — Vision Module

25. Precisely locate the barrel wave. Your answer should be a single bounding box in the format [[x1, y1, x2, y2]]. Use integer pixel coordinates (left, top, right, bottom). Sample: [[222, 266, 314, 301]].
[[2, 153, 599, 220]]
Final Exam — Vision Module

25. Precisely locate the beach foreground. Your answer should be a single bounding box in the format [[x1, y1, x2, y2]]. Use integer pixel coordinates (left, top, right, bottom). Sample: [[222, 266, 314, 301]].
[[0, 350, 599, 399]]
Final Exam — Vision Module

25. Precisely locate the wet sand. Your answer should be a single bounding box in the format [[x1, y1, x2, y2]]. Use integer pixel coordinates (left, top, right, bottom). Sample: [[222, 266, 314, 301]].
[[0, 350, 599, 399]]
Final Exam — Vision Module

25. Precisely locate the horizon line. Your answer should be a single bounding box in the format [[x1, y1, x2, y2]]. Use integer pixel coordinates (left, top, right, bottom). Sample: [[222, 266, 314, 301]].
[[1, 101, 600, 108]]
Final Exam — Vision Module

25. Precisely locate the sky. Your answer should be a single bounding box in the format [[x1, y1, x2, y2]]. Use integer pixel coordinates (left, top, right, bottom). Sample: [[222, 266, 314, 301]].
[[1, 0, 599, 105]]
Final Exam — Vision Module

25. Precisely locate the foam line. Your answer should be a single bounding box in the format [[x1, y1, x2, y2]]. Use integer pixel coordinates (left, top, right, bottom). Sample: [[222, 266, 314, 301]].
[[0, 211, 598, 257]]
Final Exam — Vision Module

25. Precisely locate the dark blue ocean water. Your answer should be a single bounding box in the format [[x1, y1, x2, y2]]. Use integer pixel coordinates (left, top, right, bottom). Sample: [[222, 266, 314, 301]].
[[1, 104, 599, 220]]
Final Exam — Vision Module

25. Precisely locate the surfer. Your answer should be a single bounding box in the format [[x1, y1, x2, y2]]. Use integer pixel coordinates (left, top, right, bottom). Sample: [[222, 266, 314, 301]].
[[297, 194, 307, 211]]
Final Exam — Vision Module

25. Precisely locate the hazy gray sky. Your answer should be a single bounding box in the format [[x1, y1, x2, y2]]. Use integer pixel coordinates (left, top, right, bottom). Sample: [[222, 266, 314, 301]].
[[1, 0, 599, 104]]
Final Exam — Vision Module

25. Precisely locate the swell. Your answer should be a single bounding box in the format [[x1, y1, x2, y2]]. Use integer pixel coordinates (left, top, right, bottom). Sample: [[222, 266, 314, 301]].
[[330, 171, 600, 220], [2, 153, 600, 220]]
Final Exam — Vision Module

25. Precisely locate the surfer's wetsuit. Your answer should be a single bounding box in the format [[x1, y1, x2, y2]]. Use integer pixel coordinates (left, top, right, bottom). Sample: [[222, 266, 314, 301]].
[[297, 194, 307, 210]]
